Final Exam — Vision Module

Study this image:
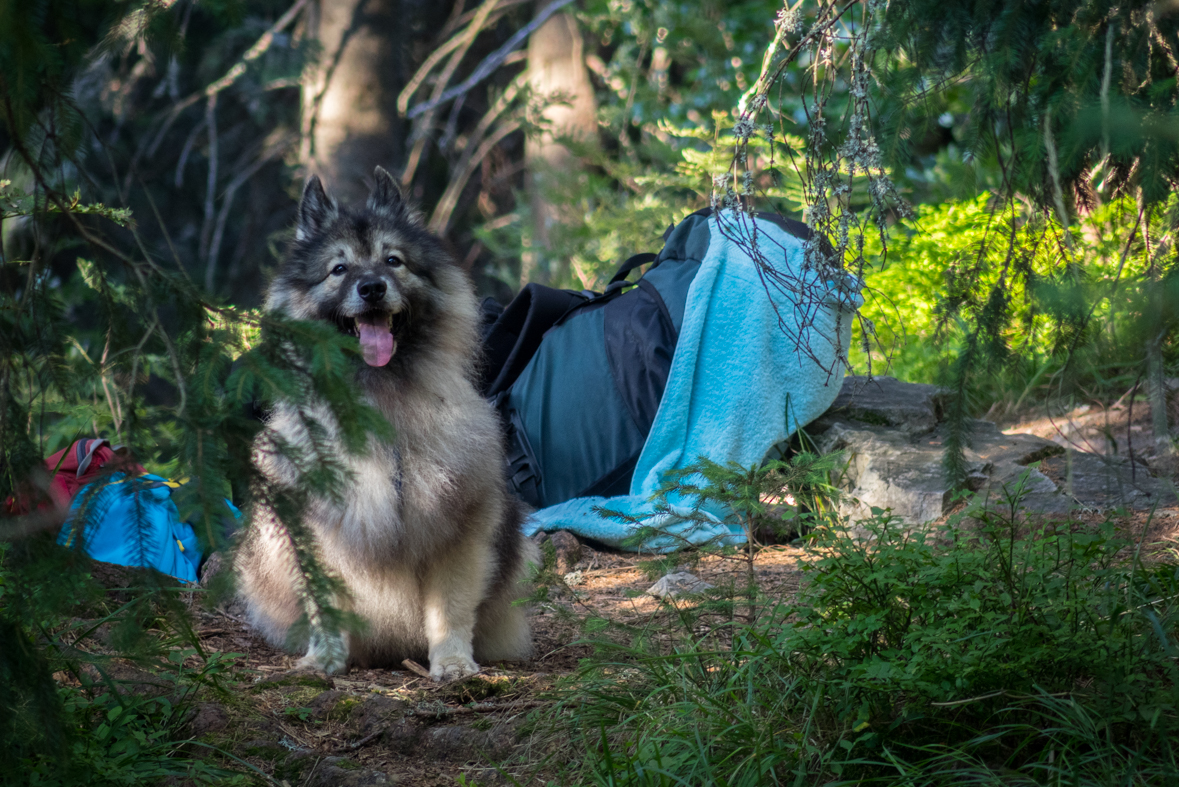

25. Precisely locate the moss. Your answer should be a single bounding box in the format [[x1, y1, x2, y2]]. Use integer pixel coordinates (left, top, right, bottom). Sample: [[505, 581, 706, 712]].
[[334, 758, 363, 771], [1017, 444, 1066, 465], [326, 696, 362, 721], [846, 409, 893, 427], [240, 743, 286, 762], [452, 675, 516, 703], [282, 686, 324, 707], [249, 673, 334, 693], [273, 755, 310, 782], [215, 690, 258, 715]]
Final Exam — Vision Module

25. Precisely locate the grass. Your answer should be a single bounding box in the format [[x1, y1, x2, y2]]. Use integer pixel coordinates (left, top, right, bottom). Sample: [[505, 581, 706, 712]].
[[536, 469, 1179, 786]]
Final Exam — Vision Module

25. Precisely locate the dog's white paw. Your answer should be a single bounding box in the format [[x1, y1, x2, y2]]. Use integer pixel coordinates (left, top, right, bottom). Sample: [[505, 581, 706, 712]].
[[296, 652, 347, 675], [429, 654, 479, 682], [298, 631, 348, 675]]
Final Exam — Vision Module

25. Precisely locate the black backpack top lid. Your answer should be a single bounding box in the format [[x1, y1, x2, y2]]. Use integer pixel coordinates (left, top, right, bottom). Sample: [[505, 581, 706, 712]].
[[478, 208, 728, 399], [479, 284, 586, 400]]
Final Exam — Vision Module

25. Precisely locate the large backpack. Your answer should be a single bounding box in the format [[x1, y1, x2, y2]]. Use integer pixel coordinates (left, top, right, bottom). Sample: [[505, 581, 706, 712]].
[[478, 208, 819, 510]]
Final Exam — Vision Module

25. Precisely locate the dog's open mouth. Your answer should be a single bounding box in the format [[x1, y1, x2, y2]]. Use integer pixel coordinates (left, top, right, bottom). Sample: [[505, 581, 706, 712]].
[[337, 310, 405, 367]]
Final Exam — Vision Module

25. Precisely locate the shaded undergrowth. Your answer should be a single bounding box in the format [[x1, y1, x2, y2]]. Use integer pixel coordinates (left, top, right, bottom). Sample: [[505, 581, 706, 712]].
[[0, 542, 255, 786], [540, 473, 1179, 786]]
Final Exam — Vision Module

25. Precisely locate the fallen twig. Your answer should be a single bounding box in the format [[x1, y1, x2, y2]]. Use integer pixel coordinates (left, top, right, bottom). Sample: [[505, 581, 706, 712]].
[[345, 728, 385, 751], [401, 659, 432, 679]]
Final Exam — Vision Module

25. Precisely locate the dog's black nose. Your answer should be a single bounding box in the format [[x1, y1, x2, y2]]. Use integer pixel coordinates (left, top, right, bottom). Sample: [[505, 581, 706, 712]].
[[357, 278, 387, 303]]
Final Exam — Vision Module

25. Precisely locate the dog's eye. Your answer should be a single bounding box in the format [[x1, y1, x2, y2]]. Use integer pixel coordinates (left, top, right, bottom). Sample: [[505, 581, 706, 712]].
[[331, 264, 347, 276], [385, 255, 403, 267]]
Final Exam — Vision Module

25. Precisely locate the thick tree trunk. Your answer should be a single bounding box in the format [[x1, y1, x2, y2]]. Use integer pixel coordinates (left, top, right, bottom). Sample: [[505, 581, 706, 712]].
[[522, 5, 597, 286], [301, 0, 405, 204]]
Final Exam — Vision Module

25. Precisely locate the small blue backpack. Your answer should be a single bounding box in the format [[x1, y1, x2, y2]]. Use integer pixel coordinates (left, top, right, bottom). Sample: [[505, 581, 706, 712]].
[[60, 473, 240, 584]]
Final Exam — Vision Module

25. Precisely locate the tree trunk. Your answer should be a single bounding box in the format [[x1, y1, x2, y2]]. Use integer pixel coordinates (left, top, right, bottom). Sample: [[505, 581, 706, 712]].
[[522, 4, 597, 287], [301, 0, 405, 204], [1146, 329, 1175, 475]]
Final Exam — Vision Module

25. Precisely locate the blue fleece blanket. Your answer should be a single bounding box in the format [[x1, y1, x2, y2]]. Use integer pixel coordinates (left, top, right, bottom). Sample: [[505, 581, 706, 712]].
[[523, 211, 862, 552]]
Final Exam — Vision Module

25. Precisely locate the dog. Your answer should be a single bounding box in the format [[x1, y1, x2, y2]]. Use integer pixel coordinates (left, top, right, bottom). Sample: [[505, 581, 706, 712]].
[[234, 167, 536, 681]]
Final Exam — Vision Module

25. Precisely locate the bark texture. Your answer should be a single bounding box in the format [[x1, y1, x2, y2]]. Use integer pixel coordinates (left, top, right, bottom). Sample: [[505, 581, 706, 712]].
[[302, 0, 406, 204], [522, 6, 597, 286]]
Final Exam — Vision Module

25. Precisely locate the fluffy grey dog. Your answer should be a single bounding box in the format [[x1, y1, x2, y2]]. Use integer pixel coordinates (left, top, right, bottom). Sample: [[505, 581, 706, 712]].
[[235, 167, 535, 680]]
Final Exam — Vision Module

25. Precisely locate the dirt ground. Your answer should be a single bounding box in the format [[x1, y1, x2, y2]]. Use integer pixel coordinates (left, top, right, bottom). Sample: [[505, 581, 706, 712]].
[[166, 543, 811, 786]]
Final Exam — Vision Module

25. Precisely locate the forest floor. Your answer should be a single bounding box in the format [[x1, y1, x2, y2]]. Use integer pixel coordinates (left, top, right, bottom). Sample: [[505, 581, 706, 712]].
[[178, 543, 812, 786], [169, 498, 1179, 787]]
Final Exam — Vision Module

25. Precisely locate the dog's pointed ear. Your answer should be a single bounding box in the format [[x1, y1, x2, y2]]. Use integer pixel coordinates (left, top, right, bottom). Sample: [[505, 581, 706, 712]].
[[368, 166, 421, 224], [297, 176, 338, 241]]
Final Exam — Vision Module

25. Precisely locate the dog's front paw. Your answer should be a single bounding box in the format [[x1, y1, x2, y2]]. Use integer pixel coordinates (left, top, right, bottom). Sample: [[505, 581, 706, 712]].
[[298, 631, 348, 675], [297, 652, 347, 675], [429, 654, 479, 682]]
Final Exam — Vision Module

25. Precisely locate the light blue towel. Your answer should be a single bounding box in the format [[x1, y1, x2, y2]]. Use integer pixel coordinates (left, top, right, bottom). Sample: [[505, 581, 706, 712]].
[[524, 211, 861, 552]]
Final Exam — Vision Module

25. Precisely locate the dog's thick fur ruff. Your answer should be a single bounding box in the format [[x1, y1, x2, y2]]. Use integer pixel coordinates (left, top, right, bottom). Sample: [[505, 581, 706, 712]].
[[235, 168, 535, 680]]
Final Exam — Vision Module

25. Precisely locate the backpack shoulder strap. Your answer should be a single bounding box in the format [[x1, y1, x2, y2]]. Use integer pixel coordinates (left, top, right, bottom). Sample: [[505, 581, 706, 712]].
[[608, 253, 658, 285]]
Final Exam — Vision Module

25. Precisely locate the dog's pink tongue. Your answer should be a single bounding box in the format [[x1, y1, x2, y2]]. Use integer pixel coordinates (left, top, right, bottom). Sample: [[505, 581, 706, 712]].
[[357, 319, 394, 367]]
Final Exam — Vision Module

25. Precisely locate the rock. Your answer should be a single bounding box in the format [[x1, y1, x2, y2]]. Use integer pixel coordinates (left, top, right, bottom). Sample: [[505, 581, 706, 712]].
[[350, 694, 409, 738], [379, 717, 425, 754], [817, 421, 965, 523], [964, 421, 1073, 513], [817, 419, 1070, 523], [549, 530, 583, 574], [814, 376, 946, 436], [307, 689, 350, 720], [89, 560, 140, 589], [534, 529, 584, 574], [421, 720, 520, 761], [812, 377, 1176, 524], [198, 552, 224, 587], [1037, 451, 1176, 510], [646, 572, 714, 598]]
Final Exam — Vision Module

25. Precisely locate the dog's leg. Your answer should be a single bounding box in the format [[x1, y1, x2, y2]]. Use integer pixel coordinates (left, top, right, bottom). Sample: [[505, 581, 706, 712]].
[[421, 536, 491, 681], [474, 536, 538, 662]]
